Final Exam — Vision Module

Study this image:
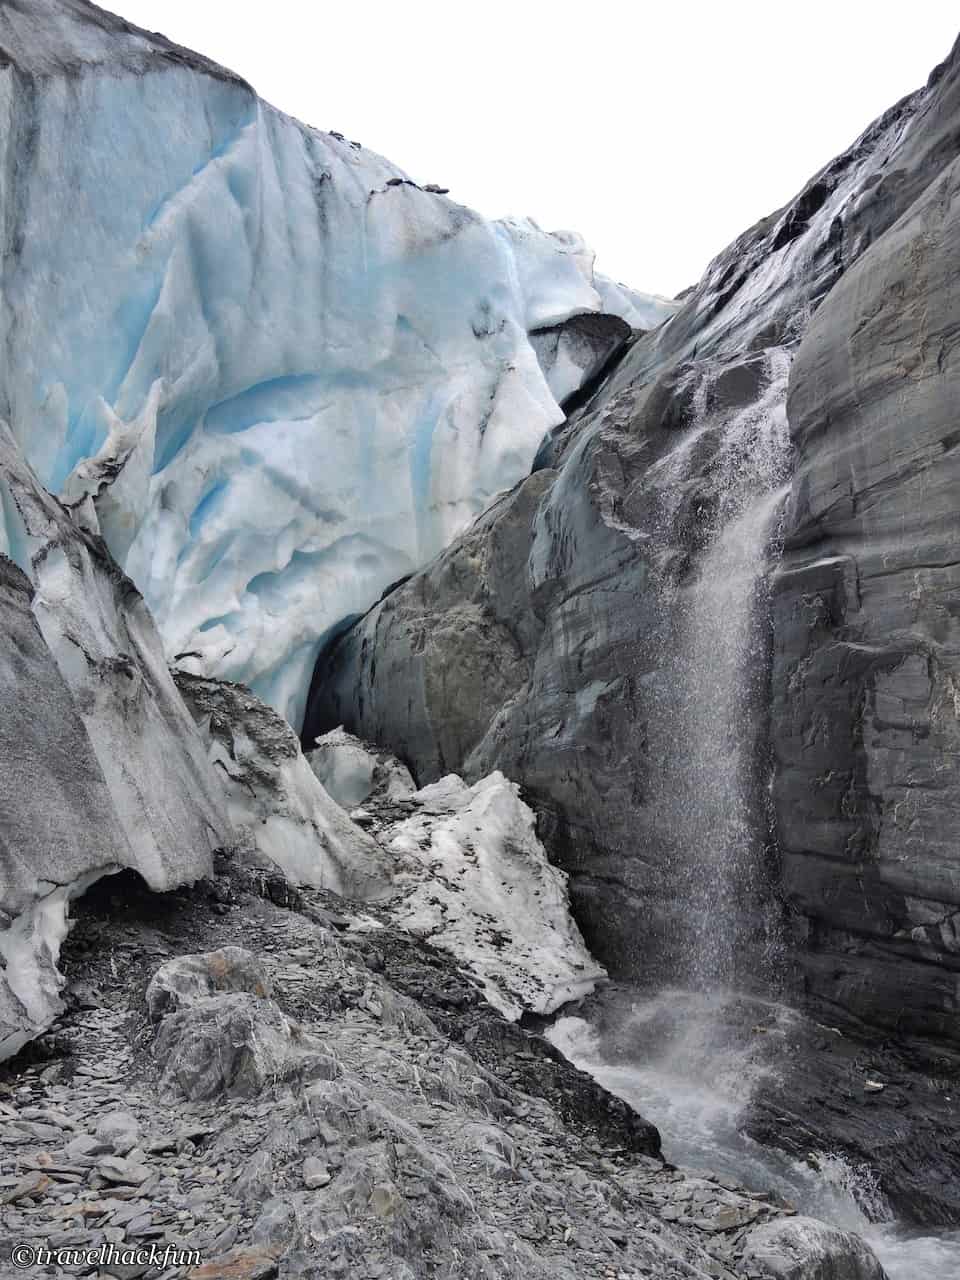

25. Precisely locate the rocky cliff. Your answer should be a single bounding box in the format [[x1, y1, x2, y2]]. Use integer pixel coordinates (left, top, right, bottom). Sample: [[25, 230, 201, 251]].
[[309, 34, 960, 1038]]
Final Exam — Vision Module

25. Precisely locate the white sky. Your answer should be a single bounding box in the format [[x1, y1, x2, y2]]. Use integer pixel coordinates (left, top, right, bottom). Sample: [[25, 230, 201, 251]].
[[115, 0, 958, 298]]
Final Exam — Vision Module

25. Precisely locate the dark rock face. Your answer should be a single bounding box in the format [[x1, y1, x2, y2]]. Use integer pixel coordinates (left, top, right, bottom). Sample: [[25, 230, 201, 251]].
[[772, 142, 960, 1041], [305, 471, 553, 786], [308, 35, 960, 1021], [747, 1008, 960, 1226]]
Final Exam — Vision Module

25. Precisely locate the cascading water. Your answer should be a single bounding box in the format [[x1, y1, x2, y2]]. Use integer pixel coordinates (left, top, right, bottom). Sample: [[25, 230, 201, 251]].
[[548, 1000, 960, 1279], [548, 349, 960, 1278], [641, 346, 792, 987]]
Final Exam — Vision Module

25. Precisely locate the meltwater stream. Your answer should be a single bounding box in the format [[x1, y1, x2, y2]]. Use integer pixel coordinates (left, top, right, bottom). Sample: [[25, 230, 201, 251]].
[[548, 996, 960, 1279], [547, 349, 960, 1277]]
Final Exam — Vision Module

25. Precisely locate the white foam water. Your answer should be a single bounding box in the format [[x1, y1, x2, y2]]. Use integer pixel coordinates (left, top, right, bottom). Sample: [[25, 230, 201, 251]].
[[644, 348, 793, 987], [548, 993, 960, 1279]]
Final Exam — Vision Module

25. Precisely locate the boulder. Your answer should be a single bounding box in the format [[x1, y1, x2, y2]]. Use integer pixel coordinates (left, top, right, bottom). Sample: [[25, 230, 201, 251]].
[[154, 992, 336, 1101], [741, 1216, 887, 1279], [145, 947, 272, 1023], [148, 950, 338, 1101], [94, 1110, 140, 1156]]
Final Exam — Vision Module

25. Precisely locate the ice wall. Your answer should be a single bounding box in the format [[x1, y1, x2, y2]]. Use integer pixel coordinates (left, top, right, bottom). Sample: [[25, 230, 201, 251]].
[[0, 0, 676, 728]]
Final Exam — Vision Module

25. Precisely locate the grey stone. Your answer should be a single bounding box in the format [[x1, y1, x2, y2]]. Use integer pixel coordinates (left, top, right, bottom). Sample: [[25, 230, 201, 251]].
[[2, 1170, 50, 1203], [741, 1216, 887, 1279], [187, 1248, 279, 1280], [152, 991, 335, 1101], [95, 1111, 140, 1156], [235, 1146, 276, 1203], [98, 1157, 153, 1186], [124, 1213, 154, 1235], [145, 948, 273, 1023], [302, 1157, 330, 1190]]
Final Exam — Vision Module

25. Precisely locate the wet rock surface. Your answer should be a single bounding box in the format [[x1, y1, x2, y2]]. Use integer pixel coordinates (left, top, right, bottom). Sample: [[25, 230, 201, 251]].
[[773, 137, 960, 1046], [578, 981, 960, 1230], [746, 1014, 960, 1226], [741, 1217, 886, 1280], [0, 864, 885, 1279]]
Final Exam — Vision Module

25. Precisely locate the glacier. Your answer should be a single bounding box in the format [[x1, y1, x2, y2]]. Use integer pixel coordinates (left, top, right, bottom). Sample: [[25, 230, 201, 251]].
[[0, 0, 676, 728]]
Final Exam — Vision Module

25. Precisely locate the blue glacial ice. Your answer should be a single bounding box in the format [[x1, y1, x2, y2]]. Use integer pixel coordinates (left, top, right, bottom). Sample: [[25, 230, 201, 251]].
[[0, 0, 677, 727]]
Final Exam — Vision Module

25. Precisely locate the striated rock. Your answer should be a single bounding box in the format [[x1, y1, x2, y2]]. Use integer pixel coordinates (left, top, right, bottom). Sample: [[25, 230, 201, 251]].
[[773, 141, 960, 1042], [175, 674, 393, 900]]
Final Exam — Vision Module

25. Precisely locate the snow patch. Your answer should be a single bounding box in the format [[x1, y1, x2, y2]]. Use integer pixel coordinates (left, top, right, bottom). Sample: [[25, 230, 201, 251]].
[[382, 772, 605, 1020]]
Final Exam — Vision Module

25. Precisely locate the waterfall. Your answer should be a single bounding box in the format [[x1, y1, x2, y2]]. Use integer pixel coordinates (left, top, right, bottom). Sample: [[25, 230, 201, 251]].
[[550, 347, 960, 1278], [647, 347, 792, 988]]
